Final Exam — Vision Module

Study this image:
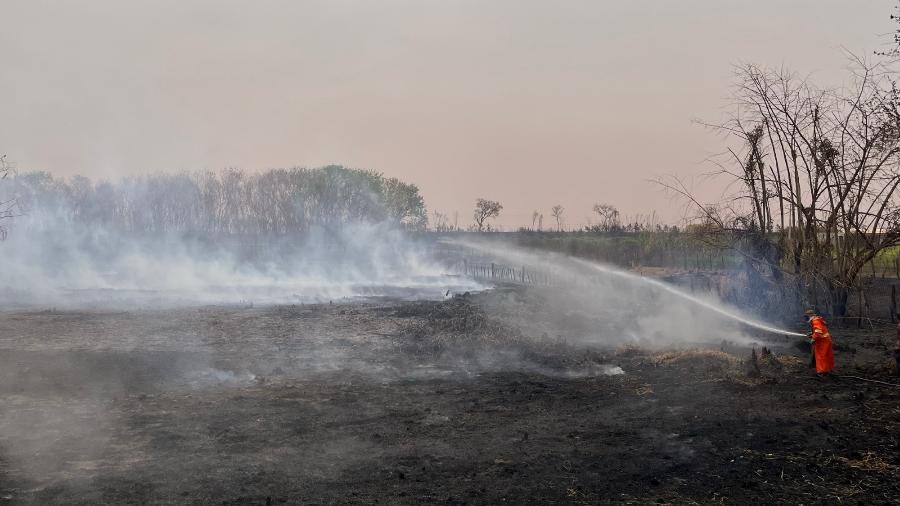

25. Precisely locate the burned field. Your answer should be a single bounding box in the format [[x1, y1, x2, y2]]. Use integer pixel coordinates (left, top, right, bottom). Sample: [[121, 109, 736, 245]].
[[1, 288, 898, 505]]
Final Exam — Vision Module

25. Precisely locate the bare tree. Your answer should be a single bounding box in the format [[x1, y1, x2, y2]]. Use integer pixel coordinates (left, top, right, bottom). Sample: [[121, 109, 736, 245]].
[[472, 198, 503, 232], [0, 155, 20, 240], [431, 210, 449, 232], [661, 60, 900, 316], [551, 205, 564, 231], [538, 213, 543, 231], [880, 2, 900, 57], [591, 203, 621, 232], [531, 210, 540, 230]]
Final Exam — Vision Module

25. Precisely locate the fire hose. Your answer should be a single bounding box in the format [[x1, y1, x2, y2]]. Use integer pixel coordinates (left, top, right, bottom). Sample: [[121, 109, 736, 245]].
[[830, 374, 900, 387]]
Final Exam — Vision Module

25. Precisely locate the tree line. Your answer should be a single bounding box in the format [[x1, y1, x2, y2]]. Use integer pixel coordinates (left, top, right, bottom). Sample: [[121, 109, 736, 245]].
[[451, 197, 669, 234], [0, 165, 428, 236]]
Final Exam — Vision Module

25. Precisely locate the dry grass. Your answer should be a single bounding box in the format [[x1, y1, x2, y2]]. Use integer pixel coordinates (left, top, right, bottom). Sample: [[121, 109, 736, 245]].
[[634, 384, 654, 396], [767, 354, 805, 368], [614, 344, 645, 357], [653, 349, 741, 367], [832, 451, 899, 476], [649, 349, 802, 386]]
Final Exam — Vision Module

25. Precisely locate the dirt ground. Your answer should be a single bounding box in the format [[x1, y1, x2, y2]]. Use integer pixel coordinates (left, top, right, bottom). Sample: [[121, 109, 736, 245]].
[[0, 287, 898, 505]]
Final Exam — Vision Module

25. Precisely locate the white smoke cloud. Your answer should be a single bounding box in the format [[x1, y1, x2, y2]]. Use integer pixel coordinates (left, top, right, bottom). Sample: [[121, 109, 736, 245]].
[[0, 215, 480, 308]]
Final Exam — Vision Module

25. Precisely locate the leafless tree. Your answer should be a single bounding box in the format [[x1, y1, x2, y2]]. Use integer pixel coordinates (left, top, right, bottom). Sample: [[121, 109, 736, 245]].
[[472, 198, 502, 232], [592, 203, 621, 232], [551, 205, 564, 231], [531, 210, 540, 230], [660, 60, 900, 315], [0, 155, 20, 240], [538, 213, 544, 231], [431, 210, 451, 232], [879, 2, 900, 57]]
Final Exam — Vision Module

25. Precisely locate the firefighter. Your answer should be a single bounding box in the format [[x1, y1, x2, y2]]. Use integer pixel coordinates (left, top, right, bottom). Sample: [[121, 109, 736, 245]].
[[805, 309, 835, 377]]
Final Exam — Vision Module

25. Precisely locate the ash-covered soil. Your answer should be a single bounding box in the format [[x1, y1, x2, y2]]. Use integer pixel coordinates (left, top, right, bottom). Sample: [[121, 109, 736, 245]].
[[0, 288, 898, 505]]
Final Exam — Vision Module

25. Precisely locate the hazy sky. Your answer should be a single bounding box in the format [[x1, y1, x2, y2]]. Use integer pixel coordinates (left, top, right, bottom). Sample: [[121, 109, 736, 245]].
[[1, 1, 894, 228]]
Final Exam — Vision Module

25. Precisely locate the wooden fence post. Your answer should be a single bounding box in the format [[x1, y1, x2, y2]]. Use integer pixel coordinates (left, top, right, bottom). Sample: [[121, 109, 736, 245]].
[[892, 284, 897, 323], [857, 290, 863, 329]]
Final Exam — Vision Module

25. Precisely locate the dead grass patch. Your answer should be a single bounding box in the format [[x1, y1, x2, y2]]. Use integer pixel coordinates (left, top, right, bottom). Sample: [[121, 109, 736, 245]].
[[654, 349, 741, 367], [832, 451, 899, 475], [768, 354, 805, 368], [634, 384, 654, 396], [614, 344, 645, 357]]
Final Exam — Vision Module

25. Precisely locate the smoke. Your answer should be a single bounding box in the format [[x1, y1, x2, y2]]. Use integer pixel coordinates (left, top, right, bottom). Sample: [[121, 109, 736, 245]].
[[449, 237, 803, 348], [0, 167, 483, 308], [0, 214, 479, 309]]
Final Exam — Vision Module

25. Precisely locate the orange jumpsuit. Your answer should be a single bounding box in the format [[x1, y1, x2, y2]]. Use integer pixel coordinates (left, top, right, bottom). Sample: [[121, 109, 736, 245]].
[[809, 316, 835, 374]]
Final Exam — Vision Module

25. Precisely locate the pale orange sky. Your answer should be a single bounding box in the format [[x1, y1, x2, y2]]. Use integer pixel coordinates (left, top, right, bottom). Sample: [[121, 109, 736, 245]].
[[0, 1, 893, 229]]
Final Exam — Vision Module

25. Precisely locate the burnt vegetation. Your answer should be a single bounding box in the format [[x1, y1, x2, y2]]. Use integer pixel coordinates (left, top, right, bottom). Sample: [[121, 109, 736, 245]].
[[0, 289, 897, 505]]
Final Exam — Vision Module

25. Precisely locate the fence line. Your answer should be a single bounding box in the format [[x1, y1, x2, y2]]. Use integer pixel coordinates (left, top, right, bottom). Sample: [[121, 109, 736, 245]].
[[454, 260, 555, 286]]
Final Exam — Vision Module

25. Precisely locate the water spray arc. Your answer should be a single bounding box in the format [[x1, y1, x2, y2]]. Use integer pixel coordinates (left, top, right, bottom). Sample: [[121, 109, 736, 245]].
[[452, 239, 805, 338], [568, 257, 805, 337]]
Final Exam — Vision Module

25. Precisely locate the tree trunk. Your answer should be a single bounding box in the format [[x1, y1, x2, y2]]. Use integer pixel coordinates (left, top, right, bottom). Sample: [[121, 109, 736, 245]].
[[831, 286, 849, 317]]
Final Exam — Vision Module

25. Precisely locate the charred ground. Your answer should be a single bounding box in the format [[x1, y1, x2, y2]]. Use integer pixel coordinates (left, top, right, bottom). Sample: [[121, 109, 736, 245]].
[[0, 288, 898, 505]]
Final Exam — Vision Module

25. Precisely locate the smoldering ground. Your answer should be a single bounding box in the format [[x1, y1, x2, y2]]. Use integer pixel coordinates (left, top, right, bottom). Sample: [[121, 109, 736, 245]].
[[2, 288, 897, 505], [0, 292, 628, 502]]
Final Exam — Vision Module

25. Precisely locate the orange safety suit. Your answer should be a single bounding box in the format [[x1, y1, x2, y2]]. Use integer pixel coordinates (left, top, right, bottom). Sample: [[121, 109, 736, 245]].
[[809, 316, 835, 374]]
